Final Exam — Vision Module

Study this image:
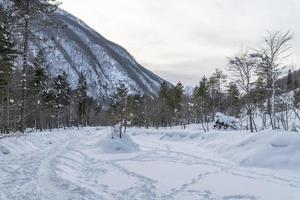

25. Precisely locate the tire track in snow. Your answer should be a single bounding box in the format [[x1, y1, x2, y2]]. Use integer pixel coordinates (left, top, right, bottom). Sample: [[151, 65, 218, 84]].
[[36, 139, 75, 200]]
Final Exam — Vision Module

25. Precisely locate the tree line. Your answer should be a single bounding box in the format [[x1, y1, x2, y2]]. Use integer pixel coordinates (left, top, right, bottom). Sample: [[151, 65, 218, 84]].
[[108, 31, 300, 136]]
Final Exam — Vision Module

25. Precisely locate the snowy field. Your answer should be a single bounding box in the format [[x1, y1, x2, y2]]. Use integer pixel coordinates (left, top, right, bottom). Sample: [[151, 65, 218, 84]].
[[0, 126, 300, 200]]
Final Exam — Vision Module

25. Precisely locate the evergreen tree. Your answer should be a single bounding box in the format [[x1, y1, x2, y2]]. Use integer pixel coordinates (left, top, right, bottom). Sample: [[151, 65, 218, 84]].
[[76, 72, 88, 127], [109, 83, 129, 138], [193, 76, 210, 132], [209, 69, 227, 113], [293, 79, 299, 90], [226, 82, 241, 117], [287, 69, 293, 91], [127, 92, 145, 127], [54, 71, 71, 129], [158, 82, 172, 127], [31, 50, 49, 131], [172, 82, 184, 122], [12, 0, 61, 132], [0, 5, 17, 133], [41, 81, 56, 130], [0, 5, 16, 86]]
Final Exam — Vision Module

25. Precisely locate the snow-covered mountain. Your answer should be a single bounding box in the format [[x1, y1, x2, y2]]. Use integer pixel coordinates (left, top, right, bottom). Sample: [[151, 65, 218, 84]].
[[9, 3, 170, 103]]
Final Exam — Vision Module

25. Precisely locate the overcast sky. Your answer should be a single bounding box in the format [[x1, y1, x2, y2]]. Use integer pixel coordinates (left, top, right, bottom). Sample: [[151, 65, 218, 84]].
[[61, 0, 300, 86]]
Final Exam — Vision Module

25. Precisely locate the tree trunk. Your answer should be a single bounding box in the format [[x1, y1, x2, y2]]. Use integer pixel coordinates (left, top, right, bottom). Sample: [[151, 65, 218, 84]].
[[50, 105, 53, 132], [271, 79, 276, 129], [0, 88, 3, 134], [20, 0, 31, 133], [57, 107, 60, 130], [248, 105, 253, 133], [39, 100, 43, 131], [6, 86, 10, 134]]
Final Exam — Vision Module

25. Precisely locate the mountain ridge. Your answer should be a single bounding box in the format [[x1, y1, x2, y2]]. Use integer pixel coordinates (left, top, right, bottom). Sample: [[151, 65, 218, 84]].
[[5, 1, 171, 104]]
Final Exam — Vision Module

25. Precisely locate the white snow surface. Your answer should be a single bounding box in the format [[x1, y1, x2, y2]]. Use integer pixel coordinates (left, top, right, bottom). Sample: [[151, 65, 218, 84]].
[[0, 126, 300, 200]]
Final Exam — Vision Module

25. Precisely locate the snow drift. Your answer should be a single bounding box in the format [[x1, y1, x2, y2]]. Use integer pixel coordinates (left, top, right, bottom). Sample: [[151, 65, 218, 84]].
[[128, 127, 300, 170], [196, 131, 300, 170], [214, 131, 300, 170]]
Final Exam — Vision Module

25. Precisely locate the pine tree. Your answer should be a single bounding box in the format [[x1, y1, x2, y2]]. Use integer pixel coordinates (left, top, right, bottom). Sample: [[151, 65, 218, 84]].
[[293, 79, 299, 90], [0, 5, 17, 133], [42, 84, 56, 131], [54, 71, 71, 129], [12, 0, 61, 132], [209, 69, 227, 113], [76, 72, 88, 128], [287, 69, 293, 91], [158, 82, 172, 127], [27, 50, 49, 130], [0, 5, 16, 86], [226, 82, 241, 117], [172, 82, 184, 123], [127, 92, 145, 127], [193, 76, 210, 132], [109, 83, 129, 138]]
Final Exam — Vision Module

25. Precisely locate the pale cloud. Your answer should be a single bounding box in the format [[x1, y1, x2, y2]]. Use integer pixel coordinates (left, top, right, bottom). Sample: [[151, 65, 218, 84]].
[[61, 0, 300, 85]]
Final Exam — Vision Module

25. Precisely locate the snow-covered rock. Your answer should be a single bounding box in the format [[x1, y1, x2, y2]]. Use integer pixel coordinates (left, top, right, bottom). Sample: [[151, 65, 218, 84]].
[[214, 112, 239, 129], [0, 145, 10, 154], [215, 112, 239, 125]]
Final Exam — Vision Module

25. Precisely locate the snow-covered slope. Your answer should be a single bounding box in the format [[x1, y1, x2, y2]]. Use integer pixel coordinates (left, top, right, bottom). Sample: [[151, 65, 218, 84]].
[[4, 0, 170, 103], [49, 9, 168, 101]]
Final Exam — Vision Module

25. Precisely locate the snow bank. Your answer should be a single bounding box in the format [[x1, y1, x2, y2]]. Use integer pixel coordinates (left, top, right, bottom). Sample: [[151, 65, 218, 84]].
[[97, 134, 140, 154], [221, 132, 300, 170], [197, 131, 300, 170], [128, 127, 300, 170], [130, 127, 203, 141]]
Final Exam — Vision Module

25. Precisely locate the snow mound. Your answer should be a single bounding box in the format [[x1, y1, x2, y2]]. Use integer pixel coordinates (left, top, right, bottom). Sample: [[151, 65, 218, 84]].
[[97, 134, 140, 154], [200, 131, 300, 170], [0, 145, 10, 155]]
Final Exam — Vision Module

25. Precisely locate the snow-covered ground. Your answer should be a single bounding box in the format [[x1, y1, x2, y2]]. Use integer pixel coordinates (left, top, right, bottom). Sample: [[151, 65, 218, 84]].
[[0, 126, 300, 200]]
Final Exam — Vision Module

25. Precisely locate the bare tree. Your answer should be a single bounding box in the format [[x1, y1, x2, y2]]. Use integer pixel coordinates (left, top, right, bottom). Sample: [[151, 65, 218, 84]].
[[255, 31, 293, 129], [228, 50, 257, 132]]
